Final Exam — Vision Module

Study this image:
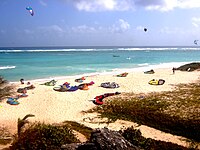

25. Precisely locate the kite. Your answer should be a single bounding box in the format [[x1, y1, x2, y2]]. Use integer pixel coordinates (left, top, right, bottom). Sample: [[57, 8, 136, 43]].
[[194, 40, 198, 45], [92, 92, 121, 105], [26, 7, 34, 16], [144, 28, 147, 32]]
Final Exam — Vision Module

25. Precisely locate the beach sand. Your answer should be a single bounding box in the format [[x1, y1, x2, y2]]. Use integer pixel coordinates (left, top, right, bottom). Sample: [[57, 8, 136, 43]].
[[0, 68, 200, 147]]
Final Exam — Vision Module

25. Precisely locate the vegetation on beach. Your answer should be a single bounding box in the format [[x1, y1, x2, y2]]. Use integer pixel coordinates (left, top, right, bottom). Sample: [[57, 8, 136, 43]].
[[121, 126, 190, 150], [10, 122, 80, 150], [87, 82, 200, 143], [0, 76, 14, 101], [1, 74, 200, 149], [9, 121, 194, 150], [63, 121, 93, 140], [17, 114, 35, 138], [0, 127, 13, 145]]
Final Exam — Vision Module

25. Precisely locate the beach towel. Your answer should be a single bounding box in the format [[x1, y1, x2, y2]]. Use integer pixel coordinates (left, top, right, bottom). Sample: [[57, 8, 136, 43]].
[[100, 82, 119, 88]]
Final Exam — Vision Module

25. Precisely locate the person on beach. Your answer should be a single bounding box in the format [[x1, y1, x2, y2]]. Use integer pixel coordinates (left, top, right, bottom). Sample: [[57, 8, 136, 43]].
[[20, 78, 24, 84], [172, 67, 176, 74]]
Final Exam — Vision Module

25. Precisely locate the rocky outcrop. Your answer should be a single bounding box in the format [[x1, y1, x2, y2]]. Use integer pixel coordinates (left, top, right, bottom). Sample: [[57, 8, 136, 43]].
[[176, 62, 200, 71], [61, 128, 140, 150]]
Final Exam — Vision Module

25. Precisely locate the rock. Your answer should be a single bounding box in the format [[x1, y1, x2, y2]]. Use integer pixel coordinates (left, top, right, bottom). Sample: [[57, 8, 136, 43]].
[[61, 143, 97, 150], [176, 62, 200, 71], [90, 128, 140, 150], [61, 128, 140, 150]]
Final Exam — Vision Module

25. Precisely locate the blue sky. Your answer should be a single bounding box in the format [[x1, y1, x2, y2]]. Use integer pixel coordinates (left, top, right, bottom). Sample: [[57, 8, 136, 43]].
[[0, 0, 200, 47]]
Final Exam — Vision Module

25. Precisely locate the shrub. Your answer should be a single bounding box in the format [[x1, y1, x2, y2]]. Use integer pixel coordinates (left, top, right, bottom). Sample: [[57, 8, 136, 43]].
[[10, 122, 80, 150], [88, 83, 200, 142], [0, 76, 14, 101], [63, 121, 93, 140], [121, 126, 190, 150], [0, 126, 13, 145]]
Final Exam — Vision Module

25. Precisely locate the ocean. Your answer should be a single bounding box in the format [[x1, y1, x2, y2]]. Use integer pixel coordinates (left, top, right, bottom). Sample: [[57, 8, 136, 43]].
[[0, 46, 200, 82]]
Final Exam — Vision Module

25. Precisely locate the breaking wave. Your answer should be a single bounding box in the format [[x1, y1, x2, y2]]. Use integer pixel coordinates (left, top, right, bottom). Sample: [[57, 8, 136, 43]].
[[0, 66, 16, 70]]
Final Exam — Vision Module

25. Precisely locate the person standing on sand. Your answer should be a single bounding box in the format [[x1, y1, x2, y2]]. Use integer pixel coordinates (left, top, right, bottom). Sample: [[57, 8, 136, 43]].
[[172, 67, 176, 74], [20, 78, 24, 84]]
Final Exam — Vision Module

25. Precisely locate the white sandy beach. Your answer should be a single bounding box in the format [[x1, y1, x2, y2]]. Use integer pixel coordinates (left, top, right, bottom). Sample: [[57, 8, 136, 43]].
[[0, 68, 200, 147]]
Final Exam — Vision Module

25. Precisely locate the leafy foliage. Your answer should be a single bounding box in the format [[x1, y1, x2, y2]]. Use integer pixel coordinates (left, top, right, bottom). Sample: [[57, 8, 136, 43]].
[[63, 121, 93, 140], [10, 122, 80, 150], [18, 114, 35, 137], [0, 126, 13, 145], [0, 76, 14, 101], [121, 127, 190, 150]]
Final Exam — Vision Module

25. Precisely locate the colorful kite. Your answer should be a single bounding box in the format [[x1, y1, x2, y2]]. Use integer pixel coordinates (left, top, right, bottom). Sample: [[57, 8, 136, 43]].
[[26, 7, 34, 16]]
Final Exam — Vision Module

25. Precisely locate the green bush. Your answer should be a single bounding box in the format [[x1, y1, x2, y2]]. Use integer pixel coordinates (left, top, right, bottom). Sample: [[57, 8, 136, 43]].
[[0, 76, 14, 101], [10, 122, 80, 150], [63, 121, 93, 140], [88, 83, 200, 142], [0, 126, 13, 145], [121, 126, 190, 150], [93, 98, 200, 142]]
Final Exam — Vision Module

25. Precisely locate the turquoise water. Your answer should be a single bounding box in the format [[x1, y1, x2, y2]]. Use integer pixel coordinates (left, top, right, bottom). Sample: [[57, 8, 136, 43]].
[[0, 46, 200, 81]]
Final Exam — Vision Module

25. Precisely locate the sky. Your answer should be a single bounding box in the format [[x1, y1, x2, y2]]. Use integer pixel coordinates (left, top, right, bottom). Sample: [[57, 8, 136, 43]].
[[0, 0, 200, 47]]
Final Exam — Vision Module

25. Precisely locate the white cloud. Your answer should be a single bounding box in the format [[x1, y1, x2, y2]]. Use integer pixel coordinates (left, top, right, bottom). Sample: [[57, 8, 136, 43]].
[[119, 19, 130, 31], [75, 0, 116, 11], [0, 29, 6, 34], [145, 0, 200, 11], [136, 26, 145, 31], [62, 0, 200, 12], [63, 0, 134, 12], [37, 25, 65, 38], [110, 19, 130, 33], [71, 25, 96, 33], [145, 0, 177, 11], [160, 26, 186, 34], [177, 0, 200, 9], [39, 0, 47, 6], [192, 17, 200, 28], [24, 29, 34, 34], [39, 25, 64, 33]]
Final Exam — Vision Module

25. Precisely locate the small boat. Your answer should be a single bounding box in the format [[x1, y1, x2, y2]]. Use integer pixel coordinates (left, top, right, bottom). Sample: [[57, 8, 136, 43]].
[[113, 55, 120, 57]]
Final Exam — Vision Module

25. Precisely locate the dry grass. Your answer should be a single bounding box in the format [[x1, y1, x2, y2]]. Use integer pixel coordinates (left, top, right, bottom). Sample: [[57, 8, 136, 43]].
[[87, 82, 200, 142], [0, 76, 15, 101], [0, 127, 13, 145]]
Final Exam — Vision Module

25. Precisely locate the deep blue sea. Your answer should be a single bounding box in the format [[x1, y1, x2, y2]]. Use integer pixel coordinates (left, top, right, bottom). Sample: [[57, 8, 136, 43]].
[[0, 46, 200, 82]]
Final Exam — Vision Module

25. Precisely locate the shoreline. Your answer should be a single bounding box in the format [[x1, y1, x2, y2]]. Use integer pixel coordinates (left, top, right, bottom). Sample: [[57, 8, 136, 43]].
[[1, 68, 200, 147], [9, 60, 197, 83]]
